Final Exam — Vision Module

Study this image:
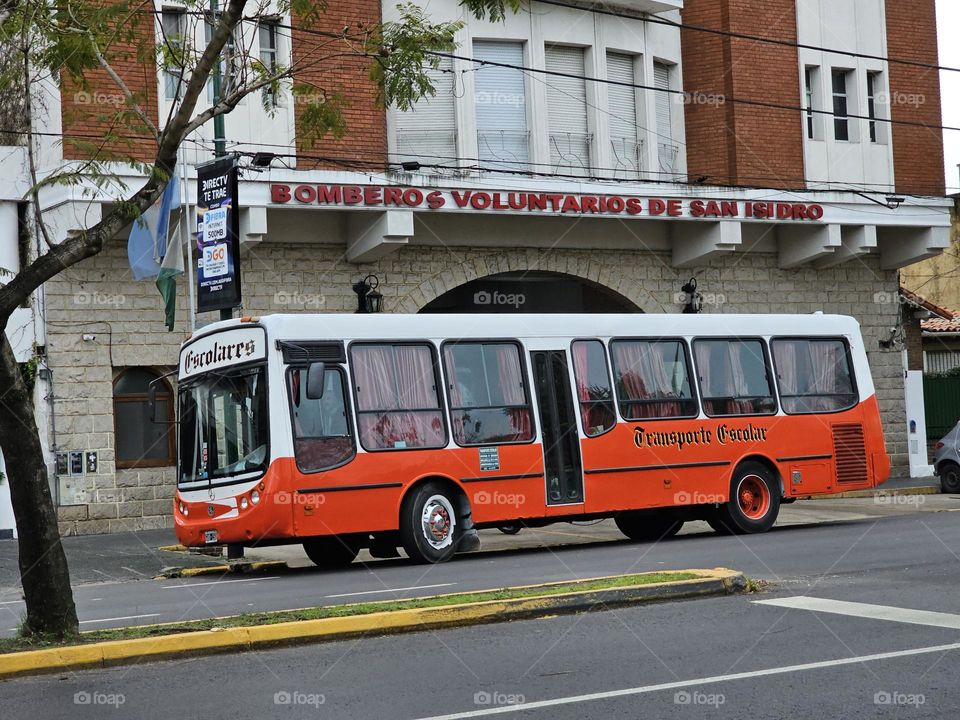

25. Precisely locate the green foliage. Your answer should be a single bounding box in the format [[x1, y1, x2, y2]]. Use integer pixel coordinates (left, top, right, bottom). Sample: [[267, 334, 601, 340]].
[[370, 3, 464, 111], [458, 0, 522, 22]]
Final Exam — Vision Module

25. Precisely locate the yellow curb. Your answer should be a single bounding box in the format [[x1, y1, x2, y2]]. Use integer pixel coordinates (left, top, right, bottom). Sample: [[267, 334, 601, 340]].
[[157, 545, 188, 552], [807, 485, 941, 500], [0, 568, 743, 679], [156, 560, 288, 579]]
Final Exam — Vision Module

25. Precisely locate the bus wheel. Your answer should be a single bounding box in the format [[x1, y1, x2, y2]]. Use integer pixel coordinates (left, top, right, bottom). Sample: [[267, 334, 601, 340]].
[[614, 512, 683, 542], [940, 462, 960, 494], [302, 536, 360, 568], [400, 482, 459, 564], [710, 462, 781, 535], [497, 523, 522, 535]]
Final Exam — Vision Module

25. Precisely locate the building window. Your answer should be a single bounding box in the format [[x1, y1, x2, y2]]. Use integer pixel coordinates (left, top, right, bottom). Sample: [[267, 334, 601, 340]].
[[606, 52, 642, 179], [114, 368, 175, 469], [832, 69, 851, 141], [206, 14, 239, 102], [545, 44, 591, 176], [610, 340, 697, 420], [259, 19, 280, 107], [804, 65, 822, 140], [693, 339, 777, 417], [474, 41, 529, 172], [395, 56, 457, 171], [571, 340, 616, 436], [867, 71, 881, 143], [653, 61, 677, 173], [771, 339, 857, 414], [442, 342, 533, 446], [161, 9, 186, 101], [350, 344, 446, 451]]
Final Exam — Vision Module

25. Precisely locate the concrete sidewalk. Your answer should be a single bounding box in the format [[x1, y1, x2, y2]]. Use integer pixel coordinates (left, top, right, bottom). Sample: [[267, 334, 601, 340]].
[[0, 484, 954, 590]]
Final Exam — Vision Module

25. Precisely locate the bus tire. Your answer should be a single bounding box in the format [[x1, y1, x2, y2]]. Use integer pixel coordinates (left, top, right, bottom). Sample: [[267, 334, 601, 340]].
[[710, 462, 781, 535], [400, 482, 460, 564], [940, 462, 960, 494], [615, 512, 684, 542], [302, 536, 359, 568]]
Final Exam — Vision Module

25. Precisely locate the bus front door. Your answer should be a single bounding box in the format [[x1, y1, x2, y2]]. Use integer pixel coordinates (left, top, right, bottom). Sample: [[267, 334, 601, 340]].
[[531, 350, 584, 506]]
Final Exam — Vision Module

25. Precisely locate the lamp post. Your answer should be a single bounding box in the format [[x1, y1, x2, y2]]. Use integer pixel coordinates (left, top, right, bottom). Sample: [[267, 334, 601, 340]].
[[680, 278, 703, 314], [352, 275, 383, 314]]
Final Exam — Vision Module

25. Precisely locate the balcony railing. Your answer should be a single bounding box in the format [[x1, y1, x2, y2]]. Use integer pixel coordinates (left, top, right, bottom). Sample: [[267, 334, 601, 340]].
[[477, 130, 530, 173], [658, 142, 680, 174], [611, 136, 644, 179], [396, 130, 459, 173], [549, 132, 593, 177]]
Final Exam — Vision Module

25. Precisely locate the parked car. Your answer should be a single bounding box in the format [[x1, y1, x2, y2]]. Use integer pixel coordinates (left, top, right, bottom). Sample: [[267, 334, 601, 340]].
[[933, 422, 960, 493]]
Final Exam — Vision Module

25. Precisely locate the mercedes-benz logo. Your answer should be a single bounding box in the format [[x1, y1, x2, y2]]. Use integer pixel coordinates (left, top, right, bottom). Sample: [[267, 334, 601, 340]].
[[207, 504, 215, 517]]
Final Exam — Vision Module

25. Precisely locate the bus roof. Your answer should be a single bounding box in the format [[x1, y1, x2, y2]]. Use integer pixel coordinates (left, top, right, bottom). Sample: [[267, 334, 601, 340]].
[[191, 312, 863, 343]]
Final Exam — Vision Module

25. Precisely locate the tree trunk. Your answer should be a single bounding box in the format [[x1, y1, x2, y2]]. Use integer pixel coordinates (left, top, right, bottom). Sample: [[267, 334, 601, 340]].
[[0, 331, 78, 638]]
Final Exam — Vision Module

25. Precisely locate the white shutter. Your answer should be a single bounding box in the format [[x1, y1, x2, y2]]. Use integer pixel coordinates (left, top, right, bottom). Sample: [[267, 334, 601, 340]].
[[606, 52, 640, 178], [394, 56, 456, 170], [474, 41, 529, 171], [653, 62, 677, 172], [545, 45, 590, 175]]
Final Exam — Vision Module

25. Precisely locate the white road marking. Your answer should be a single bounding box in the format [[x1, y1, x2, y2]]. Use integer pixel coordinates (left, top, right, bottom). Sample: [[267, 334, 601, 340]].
[[120, 566, 148, 577], [79, 614, 161, 625], [412, 641, 960, 720], [161, 576, 281, 590], [325, 583, 456, 599], [753, 596, 960, 629]]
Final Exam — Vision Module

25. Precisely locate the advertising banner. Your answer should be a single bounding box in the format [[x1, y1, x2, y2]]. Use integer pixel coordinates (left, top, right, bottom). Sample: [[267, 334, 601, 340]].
[[197, 157, 242, 313]]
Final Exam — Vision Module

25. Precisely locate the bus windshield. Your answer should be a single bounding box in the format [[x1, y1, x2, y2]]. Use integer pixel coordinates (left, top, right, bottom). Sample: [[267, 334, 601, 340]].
[[178, 367, 268, 487]]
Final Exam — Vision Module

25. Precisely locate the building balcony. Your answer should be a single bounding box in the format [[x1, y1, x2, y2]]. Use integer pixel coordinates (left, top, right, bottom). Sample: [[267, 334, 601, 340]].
[[594, 0, 683, 15]]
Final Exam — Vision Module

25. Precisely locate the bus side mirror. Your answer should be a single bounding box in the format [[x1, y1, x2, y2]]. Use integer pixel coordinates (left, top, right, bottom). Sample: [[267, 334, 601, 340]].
[[306, 362, 326, 400]]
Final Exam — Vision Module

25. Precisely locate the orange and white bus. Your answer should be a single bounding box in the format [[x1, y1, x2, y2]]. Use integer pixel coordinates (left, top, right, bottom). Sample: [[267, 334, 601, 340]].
[[172, 313, 890, 565]]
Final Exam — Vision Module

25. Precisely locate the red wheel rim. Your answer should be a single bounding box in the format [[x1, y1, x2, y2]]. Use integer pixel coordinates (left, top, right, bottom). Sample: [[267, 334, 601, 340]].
[[737, 475, 770, 520]]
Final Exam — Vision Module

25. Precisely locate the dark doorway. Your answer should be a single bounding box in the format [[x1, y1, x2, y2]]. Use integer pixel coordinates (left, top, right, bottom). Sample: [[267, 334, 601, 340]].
[[420, 271, 641, 314], [531, 350, 584, 505]]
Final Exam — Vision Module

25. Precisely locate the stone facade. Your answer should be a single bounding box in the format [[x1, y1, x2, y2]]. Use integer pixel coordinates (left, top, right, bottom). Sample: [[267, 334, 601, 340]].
[[46, 238, 905, 535]]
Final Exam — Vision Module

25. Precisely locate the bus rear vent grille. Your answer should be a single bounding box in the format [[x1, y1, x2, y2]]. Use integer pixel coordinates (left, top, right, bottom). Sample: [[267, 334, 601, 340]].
[[832, 423, 868, 484], [277, 341, 346, 365]]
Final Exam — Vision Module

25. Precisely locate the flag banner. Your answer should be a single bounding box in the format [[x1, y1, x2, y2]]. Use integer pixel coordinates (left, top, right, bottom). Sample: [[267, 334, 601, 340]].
[[127, 176, 180, 280], [156, 208, 185, 331], [196, 157, 241, 313]]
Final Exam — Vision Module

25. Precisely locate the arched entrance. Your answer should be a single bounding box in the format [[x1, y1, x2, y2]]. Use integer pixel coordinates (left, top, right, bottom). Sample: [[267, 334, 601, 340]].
[[419, 271, 642, 314]]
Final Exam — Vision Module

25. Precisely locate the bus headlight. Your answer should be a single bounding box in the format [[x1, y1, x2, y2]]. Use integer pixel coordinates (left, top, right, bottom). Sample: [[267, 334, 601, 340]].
[[240, 497, 249, 510], [179, 502, 188, 516], [251, 490, 260, 505]]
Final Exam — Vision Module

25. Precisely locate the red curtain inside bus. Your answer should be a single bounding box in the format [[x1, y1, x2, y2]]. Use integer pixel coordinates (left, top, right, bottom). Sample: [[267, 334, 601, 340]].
[[611, 341, 686, 418]]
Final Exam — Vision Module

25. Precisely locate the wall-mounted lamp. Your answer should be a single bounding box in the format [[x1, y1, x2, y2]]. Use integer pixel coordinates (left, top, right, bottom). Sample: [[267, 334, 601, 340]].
[[251, 152, 276, 168], [680, 278, 703, 314], [352, 274, 383, 314], [885, 196, 905, 210], [400, 160, 422, 172]]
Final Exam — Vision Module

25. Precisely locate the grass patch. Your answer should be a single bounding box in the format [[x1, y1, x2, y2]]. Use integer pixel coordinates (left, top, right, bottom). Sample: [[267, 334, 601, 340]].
[[0, 571, 699, 655]]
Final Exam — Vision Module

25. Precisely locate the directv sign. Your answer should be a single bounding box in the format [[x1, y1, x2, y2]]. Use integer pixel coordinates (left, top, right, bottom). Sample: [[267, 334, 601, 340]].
[[196, 157, 242, 313]]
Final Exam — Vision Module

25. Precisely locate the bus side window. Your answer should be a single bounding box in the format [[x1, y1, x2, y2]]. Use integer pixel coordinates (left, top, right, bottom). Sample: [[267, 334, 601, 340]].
[[571, 340, 616, 436], [610, 339, 698, 420], [287, 367, 355, 471], [771, 338, 857, 414], [693, 339, 777, 417]]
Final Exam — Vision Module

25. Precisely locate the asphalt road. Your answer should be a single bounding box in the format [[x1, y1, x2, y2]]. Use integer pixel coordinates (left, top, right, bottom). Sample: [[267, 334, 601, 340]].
[[1, 498, 958, 637], [3, 512, 960, 718]]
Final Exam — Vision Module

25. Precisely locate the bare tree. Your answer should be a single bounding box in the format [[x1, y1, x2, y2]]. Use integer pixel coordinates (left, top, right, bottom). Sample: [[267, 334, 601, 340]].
[[0, 0, 519, 639]]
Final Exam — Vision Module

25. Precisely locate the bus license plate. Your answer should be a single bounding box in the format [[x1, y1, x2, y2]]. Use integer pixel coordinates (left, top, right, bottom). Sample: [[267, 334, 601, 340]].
[[204, 530, 218, 544]]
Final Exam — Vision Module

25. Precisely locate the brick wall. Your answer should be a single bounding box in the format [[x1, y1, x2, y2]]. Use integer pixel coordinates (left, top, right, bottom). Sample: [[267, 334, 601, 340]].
[[681, 0, 806, 189], [885, 0, 946, 195], [61, 5, 159, 163], [291, 1, 387, 170], [45, 232, 906, 535]]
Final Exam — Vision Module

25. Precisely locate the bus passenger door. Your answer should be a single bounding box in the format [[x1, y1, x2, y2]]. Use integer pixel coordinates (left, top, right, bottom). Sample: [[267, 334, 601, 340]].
[[531, 350, 584, 507]]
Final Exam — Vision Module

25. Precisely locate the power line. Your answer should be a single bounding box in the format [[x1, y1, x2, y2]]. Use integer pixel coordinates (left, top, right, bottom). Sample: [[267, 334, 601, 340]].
[[536, 0, 956, 74]]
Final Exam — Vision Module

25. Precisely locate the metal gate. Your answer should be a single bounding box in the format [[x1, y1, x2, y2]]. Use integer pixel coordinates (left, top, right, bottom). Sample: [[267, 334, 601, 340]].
[[924, 375, 960, 440]]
